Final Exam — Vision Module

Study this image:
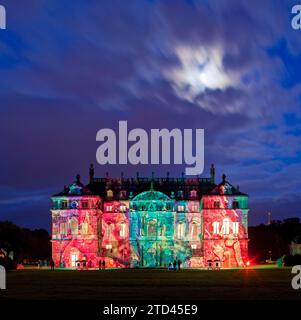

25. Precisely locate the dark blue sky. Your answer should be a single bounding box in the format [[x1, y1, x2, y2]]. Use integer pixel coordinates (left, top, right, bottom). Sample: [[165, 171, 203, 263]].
[[0, 0, 301, 231]]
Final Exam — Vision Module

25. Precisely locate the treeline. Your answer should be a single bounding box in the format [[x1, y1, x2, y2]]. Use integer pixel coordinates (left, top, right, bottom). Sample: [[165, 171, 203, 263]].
[[0, 221, 51, 268], [249, 218, 301, 263]]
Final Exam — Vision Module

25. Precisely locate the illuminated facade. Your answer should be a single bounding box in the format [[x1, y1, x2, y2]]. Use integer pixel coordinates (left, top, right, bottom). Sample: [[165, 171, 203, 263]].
[[51, 165, 249, 269]]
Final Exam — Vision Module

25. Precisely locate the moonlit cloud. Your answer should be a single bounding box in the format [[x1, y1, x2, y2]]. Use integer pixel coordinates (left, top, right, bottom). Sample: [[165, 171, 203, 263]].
[[164, 46, 236, 108]]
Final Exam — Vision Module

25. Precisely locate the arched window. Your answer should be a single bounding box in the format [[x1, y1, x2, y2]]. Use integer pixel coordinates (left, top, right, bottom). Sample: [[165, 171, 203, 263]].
[[222, 218, 230, 235], [147, 220, 156, 237], [70, 217, 78, 235], [177, 222, 185, 239], [119, 190, 127, 199], [190, 190, 197, 199], [107, 189, 113, 199], [191, 222, 198, 240], [81, 222, 88, 235]]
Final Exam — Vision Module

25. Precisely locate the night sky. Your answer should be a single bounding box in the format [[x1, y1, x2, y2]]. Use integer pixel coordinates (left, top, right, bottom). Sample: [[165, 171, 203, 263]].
[[0, 0, 301, 231]]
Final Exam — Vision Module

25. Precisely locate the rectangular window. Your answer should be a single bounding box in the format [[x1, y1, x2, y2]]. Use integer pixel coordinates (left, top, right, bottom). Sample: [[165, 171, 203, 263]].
[[120, 205, 127, 212], [82, 201, 88, 209], [213, 221, 219, 234], [190, 190, 197, 199], [71, 254, 78, 267], [53, 201, 59, 209], [191, 205, 198, 212], [232, 201, 239, 209], [81, 222, 88, 235], [214, 201, 220, 209], [178, 205, 185, 212], [120, 223, 126, 238], [222, 219, 230, 235], [177, 191, 184, 198], [61, 201, 68, 209], [147, 221, 156, 237], [191, 223, 198, 240], [233, 222, 239, 235], [107, 224, 113, 240], [177, 223, 185, 239], [52, 223, 59, 237], [106, 205, 113, 212], [70, 218, 78, 235], [60, 222, 68, 236]]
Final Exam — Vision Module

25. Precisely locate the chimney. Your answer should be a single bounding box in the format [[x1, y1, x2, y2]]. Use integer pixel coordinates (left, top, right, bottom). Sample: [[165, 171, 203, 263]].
[[89, 163, 94, 183], [76, 174, 81, 184], [150, 172, 155, 190], [267, 212, 272, 225], [210, 164, 215, 183], [222, 174, 226, 184]]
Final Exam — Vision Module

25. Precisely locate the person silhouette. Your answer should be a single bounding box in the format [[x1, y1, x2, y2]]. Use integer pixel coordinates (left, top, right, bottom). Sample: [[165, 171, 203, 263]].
[[50, 259, 55, 271]]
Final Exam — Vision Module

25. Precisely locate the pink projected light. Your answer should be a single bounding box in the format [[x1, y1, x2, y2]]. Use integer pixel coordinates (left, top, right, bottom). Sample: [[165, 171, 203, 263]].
[[51, 168, 249, 269]]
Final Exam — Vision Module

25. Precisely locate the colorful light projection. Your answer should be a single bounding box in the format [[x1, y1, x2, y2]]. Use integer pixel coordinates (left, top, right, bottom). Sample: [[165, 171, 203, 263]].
[[101, 200, 131, 268], [128, 190, 202, 268], [202, 194, 248, 268], [51, 195, 101, 268], [51, 181, 249, 269]]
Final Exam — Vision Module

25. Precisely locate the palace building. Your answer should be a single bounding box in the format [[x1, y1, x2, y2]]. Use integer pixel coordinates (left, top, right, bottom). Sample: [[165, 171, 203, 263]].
[[51, 164, 249, 269]]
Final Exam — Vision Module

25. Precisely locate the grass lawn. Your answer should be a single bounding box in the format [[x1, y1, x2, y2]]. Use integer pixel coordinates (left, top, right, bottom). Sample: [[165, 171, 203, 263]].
[[0, 267, 300, 300]]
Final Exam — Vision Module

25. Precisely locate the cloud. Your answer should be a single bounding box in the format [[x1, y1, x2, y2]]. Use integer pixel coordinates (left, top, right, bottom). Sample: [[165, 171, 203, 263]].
[[163, 46, 235, 104], [0, 0, 301, 228]]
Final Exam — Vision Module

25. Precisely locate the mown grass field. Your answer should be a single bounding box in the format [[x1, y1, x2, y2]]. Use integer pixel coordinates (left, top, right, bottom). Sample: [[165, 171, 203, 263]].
[[0, 267, 300, 300]]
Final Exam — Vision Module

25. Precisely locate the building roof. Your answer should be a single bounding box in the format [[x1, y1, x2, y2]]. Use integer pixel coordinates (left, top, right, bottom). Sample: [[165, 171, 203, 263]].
[[52, 165, 248, 199], [52, 174, 93, 197], [132, 189, 171, 202], [210, 174, 247, 196], [86, 176, 216, 200]]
